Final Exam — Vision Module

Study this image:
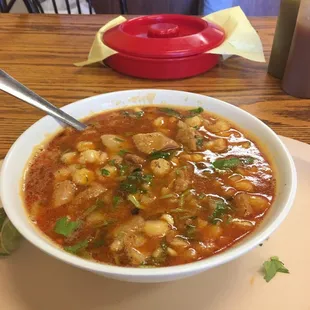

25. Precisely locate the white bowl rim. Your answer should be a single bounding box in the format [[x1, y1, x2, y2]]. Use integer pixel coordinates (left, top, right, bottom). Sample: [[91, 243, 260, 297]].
[[0, 89, 297, 278]]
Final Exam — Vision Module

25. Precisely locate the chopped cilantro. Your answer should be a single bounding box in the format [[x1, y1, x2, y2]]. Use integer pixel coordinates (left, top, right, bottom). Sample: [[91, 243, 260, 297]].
[[160, 238, 168, 251], [179, 189, 192, 207], [93, 219, 116, 229], [198, 193, 206, 200], [117, 163, 128, 176], [134, 111, 144, 118], [188, 107, 204, 116], [54, 217, 81, 237], [112, 196, 122, 208], [118, 149, 129, 156], [114, 137, 124, 142], [120, 169, 153, 194], [120, 182, 137, 194], [101, 168, 110, 176], [158, 107, 181, 118], [152, 238, 168, 264], [242, 157, 255, 165], [142, 174, 153, 184], [83, 199, 104, 217], [121, 110, 144, 118], [92, 238, 105, 248], [109, 159, 116, 166], [185, 224, 196, 239], [208, 201, 230, 224], [212, 156, 254, 170], [64, 240, 88, 254], [196, 136, 204, 149], [127, 194, 143, 209], [263, 256, 289, 282], [149, 151, 172, 160]]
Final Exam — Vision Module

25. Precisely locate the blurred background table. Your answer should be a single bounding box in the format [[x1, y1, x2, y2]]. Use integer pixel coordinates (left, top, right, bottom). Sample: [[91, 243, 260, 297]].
[[0, 14, 309, 159]]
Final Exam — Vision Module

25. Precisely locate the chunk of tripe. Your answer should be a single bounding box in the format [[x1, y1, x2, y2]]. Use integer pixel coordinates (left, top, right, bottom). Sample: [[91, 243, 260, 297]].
[[132, 132, 179, 154]]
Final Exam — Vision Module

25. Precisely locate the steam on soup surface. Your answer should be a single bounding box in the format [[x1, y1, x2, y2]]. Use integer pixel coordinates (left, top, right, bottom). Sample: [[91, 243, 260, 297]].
[[23, 106, 275, 267]]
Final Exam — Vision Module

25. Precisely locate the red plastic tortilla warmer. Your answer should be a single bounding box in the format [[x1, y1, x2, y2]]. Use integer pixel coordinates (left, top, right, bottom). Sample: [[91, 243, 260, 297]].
[[103, 14, 225, 80]]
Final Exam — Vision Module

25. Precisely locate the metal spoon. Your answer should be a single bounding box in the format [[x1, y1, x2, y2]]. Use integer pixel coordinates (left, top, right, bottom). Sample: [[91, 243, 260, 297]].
[[0, 70, 87, 131]]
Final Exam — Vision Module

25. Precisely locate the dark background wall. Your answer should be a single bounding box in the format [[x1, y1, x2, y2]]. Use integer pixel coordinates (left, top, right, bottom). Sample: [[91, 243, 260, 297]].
[[92, 0, 281, 16]]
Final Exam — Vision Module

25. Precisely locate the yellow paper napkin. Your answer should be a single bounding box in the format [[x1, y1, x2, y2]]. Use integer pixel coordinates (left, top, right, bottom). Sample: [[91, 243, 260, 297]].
[[75, 6, 265, 67]]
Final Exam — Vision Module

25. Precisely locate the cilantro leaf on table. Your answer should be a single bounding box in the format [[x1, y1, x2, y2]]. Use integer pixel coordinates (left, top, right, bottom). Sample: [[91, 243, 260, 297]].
[[263, 256, 289, 282]]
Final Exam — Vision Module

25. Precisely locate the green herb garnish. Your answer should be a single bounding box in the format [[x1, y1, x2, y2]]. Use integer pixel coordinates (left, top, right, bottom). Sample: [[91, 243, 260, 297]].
[[208, 201, 230, 224], [122, 110, 144, 118], [64, 240, 88, 254], [196, 136, 204, 149], [188, 107, 204, 116], [113, 196, 122, 208], [263, 256, 289, 282], [101, 168, 110, 176], [114, 137, 124, 142], [198, 193, 206, 200], [118, 149, 129, 156], [109, 159, 116, 166], [118, 164, 128, 176], [212, 156, 254, 170], [54, 217, 81, 237], [142, 174, 153, 184], [179, 189, 192, 207], [160, 238, 168, 251], [120, 169, 153, 194], [158, 107, 181, 118], [242, 157, 255, 165], [83, 199, 104, 218], [127, 194, 142, 209], [120, 182, 138, 194], [92, 239, 105, 248], [185, 224, 196, 239], [98, 219, 116, 228], [152, 238, 168, 264], [149, 151, 172, 160], [134, 111, 144, 118]]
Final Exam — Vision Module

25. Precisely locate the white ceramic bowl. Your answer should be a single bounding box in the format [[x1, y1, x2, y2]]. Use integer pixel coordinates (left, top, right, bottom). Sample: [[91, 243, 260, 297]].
[[0, 90, 297, 283]]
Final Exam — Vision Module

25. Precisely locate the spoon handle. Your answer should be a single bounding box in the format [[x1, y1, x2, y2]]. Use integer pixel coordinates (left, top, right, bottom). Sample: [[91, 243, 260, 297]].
[[0, 70, 87, 131]]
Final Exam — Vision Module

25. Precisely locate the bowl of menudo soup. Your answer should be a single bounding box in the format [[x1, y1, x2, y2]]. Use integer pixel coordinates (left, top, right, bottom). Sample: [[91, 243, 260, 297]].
[[0, 90, 296, 282]]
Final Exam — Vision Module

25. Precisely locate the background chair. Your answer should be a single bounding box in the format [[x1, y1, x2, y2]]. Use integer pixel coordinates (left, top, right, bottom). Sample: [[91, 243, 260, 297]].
[[0, 0, 128, 14], [0, 0, 281, 15], [92, 0, 281, 16]]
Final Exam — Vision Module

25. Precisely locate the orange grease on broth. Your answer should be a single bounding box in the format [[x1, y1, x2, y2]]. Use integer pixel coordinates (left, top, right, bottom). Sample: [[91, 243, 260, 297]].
[[22, 106, 275, 267]]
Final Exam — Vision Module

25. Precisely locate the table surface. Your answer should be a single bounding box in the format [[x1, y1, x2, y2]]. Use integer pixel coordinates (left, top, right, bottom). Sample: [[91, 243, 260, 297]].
[[0, 14, 309, 159]]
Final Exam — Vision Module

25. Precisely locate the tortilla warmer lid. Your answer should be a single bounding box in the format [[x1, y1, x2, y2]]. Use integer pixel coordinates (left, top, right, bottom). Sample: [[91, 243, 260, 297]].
[[103, 14, 225, 79], [103, 14, 225, 58]]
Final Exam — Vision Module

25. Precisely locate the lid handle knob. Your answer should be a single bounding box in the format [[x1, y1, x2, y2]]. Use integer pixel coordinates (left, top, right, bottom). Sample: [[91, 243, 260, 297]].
[[147, 23, 180, 38]]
